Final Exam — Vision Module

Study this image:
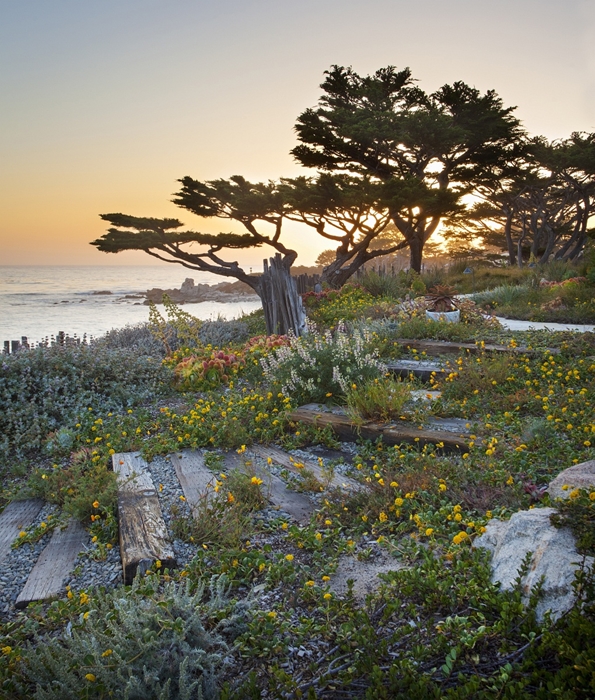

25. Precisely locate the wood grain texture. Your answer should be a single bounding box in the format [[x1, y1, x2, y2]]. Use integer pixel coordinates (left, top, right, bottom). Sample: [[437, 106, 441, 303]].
[[386, 360, 446, 382], [15, 519, 87, 608], [0, 499, 43, 566], [252, 444, 362, 492], [288, 405, 470, 452], [394, 338, 558, 357], [112, 452, 175, 585], [224, 451, 315, 525], [169, 451, 218, 516]]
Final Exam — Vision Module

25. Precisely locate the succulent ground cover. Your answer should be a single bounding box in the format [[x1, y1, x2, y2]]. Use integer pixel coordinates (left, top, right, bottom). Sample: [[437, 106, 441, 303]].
[[1, 284, 594, 698]]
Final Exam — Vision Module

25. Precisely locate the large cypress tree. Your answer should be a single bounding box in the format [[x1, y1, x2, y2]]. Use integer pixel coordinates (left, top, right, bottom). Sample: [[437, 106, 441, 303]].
[[292, 65, 525, 272]]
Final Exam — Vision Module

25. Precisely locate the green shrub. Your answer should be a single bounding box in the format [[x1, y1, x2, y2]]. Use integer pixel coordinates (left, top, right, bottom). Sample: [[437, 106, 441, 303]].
[[356, 269, 407, 298], [26, 449, 118, 527], [21, 574, 245, 700], [260, 322, 386, 403], [0, 345, 172, 465], [303, 285, 375, 327], [346, 377, 412, 424], [551, 489, 595, 557], [395, 316, 478, 342]]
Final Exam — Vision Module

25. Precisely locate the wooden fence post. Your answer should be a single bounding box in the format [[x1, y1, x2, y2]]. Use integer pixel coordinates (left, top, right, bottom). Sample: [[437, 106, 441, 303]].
[[260, 255, 307, 336]]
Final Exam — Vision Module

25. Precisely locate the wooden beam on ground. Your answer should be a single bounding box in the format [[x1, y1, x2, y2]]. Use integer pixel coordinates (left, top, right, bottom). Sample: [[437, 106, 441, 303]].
[[252, 444, 362, 492], [288, 405, 470, 452], [0, 499, 43, 566], [395, 338, 559, 357], [386, 359, 446, 382], [15, 519, 87, 608], [224, 451, 315, 525], [169, 451, 218, 517], [112, 452, 175, 585]]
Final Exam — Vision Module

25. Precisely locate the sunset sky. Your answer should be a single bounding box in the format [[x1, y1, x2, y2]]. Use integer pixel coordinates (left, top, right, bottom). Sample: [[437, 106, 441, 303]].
[[1, 0, 594, 270]]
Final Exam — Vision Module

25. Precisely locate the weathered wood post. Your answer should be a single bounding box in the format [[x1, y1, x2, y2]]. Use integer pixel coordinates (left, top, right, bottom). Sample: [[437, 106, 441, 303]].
[[260, 254, 307, 336], [3, 341, 9, 355], [11, 340, 20, 354]]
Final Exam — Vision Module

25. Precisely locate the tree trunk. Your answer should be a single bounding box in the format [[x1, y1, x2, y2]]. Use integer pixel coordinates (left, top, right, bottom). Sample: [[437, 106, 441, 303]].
[[259, 254, 306, 336], [504, 212, 516, 266], [409, 237, 423, 274]]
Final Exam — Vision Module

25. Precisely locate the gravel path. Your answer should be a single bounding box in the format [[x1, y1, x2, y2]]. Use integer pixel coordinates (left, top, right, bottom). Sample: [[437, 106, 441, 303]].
[[0, 443, 361, 618]]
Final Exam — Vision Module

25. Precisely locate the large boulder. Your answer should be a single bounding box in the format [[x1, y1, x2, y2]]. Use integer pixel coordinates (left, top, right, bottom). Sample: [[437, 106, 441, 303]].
[[547, 459, 595, 500], [474, 507, 592, 621]]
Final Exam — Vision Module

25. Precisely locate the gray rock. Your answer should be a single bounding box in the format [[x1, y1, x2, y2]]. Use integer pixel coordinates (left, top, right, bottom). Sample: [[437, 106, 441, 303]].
[[475, 507, 592, 621], [547, 459, 595, 500]]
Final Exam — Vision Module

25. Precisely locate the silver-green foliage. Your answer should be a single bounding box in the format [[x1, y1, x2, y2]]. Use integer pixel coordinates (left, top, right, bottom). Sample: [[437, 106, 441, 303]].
[[23, 575, 246, 700], [0, 344, 172, 462]]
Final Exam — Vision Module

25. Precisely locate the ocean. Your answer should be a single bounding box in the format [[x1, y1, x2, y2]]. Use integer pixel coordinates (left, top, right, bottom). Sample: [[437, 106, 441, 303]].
[[0, 266, 261, 344]]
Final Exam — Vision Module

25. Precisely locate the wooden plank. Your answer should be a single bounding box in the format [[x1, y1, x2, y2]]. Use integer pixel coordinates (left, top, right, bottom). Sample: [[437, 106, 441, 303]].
[[112, 452, 175, 585], [169, 451, 218, 516], [395, 338, 559, 357], [0, 499, 43, 566], [15, 519, 87, 608], [288, 405, 470, 452], [386, 359, 446, 382], [224, 451, 315, 525], [252, 444, 362, 492]]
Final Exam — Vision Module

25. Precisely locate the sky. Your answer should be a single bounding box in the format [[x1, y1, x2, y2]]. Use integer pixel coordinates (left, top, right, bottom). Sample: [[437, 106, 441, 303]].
[[1, 0, 594, 270]]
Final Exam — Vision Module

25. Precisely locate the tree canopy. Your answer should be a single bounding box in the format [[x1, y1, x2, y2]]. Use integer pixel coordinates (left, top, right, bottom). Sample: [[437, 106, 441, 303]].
[[292, 65, 525, 272], [446, 132, 595, 265]]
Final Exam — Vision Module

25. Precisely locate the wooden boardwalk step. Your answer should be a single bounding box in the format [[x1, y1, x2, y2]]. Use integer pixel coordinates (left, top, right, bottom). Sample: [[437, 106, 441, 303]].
[[169, 450, 219, 516], [252, 444, 362, 492], [386, 359, 446, 382], [224, 451, 315, 525], [112, 452, 175, 585], [288, 404, 470, 452], [0, 499, 43, 566], [15, 519, 87, 608], [395, 338, 559, 357]]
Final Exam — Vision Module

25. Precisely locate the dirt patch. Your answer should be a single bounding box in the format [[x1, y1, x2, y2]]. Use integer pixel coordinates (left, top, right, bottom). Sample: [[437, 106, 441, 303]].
[[330, 550, 404, 601]]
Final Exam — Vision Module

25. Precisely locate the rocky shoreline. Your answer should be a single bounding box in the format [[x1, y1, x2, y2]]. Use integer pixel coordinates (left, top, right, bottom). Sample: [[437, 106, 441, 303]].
[[144, 278, 258, 305]]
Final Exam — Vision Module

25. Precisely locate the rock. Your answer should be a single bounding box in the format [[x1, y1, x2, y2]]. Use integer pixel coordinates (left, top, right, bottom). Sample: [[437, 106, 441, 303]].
[[547, 459, 595, 500], [144, 278, 257, 304], [475, 507, 592, 621]]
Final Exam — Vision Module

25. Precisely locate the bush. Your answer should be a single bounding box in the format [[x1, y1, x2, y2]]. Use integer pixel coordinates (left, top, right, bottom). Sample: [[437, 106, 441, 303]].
[[0, 345, 173, 465], [303, 285, 375, 327], [260, 322, 386, 403], [356, 269, 407, 298], [21, 574, 246, 700], [346, 377, 411, 424]]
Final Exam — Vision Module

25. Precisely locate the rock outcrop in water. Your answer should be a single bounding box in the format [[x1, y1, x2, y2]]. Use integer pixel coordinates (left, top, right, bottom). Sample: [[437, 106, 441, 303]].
[[144, 278, 258, 305]]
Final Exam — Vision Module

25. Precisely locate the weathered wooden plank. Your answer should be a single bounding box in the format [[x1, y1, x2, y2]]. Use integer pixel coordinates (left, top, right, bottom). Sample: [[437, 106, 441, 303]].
[[224, 451, 315, 525], [169, 451, 218, 516], [252, 444, 362, 492], [386, 359, 446, 382], [0, 499, 43, 566], [395, 338, 558, 357], [112, 452, 175, 585], [288, 405, 470, 452], [15, 519, 87, 608]]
